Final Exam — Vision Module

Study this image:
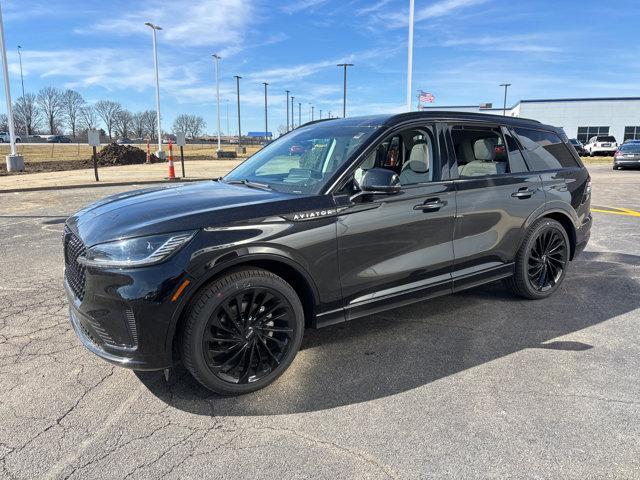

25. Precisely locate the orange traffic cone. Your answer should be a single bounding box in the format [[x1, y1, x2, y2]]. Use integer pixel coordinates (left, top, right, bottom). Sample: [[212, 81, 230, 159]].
[[167, 141, 176, 180]]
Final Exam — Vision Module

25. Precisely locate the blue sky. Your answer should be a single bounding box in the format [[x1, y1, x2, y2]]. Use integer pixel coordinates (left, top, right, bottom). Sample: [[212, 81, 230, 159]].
[[3, 0, 640, 135]]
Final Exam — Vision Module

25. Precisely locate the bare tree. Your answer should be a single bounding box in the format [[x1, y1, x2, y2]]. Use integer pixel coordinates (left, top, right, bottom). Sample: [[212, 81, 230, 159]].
[[61, 90, 85, 139], [131, 111, 145, 139], [172, 114, 190, 136], [79, 105, 99, 131], [141, 110, 157, 139], [114, 109, 133, 138], [0, 113, 7, 132], [188, 115, 206, 139], [36, 86, 64, 134], [13, 94, 40, 136], [94, 100, 122, 139]]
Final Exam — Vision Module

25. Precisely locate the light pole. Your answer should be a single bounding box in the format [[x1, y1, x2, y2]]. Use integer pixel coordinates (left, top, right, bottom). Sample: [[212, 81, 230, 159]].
[[319, 109, 322, 119], [234, 75, 242, 148], [262, 82, 269, 141], [406, 0, 415, 112], [298, 102, 301, 126], [311, 105, 315, 121], [0, 3, 22, 171], [285, 90, 290, 132], [145, 22, 164, 159], [500, 83, 511, 116], [17, 45, 27, 136], [337, 63, 354, 118], [291, 96, 295, 129], [225, 99, 229, 137], [212, 54, 222, 153]]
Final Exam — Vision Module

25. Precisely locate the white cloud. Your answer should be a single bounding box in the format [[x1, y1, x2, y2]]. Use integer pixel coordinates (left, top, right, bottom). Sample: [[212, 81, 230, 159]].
[[81, 0, 255, 51], [441, 34, 561, 53], [366, 0, 489, 29], [282, 0, 331, 14]]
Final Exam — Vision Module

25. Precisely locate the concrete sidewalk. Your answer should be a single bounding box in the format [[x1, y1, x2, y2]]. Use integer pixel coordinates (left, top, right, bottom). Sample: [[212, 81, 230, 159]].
[[0, 159, 243, 193]]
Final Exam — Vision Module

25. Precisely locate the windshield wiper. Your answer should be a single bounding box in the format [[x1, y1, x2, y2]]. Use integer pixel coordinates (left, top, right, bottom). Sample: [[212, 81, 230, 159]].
[[224, 179, 272, 191]]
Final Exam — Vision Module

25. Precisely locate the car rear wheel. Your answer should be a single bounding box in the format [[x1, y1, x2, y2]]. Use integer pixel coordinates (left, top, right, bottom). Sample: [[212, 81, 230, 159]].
[[182, 267, 304, 395], [505, 218, 569, 300]]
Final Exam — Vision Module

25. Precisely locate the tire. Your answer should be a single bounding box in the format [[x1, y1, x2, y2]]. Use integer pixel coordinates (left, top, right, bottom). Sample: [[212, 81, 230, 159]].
[[182, 267, 305, 395], [15, 138, 20, 143], [505, 218, 570, 300], [613, 165, 619, 170]]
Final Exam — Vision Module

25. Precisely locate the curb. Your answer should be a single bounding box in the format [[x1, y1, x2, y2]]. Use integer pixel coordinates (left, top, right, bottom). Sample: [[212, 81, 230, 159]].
[[0, 177, 208, 194]]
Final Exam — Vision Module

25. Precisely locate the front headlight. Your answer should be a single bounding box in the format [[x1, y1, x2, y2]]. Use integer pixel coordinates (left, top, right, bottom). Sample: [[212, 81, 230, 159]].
[[78, 231, 196, 268]]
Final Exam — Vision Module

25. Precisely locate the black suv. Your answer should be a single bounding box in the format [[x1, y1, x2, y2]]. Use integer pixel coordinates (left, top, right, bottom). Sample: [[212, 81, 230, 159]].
[[63, 112, 592, 395]]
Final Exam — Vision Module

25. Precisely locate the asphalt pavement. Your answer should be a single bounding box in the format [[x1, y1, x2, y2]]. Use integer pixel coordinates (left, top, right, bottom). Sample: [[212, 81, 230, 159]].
[[1, 164, 639, 479]]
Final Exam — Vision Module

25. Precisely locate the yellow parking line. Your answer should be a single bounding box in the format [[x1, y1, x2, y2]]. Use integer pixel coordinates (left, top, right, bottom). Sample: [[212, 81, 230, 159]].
[[592, 206, 640, 217]]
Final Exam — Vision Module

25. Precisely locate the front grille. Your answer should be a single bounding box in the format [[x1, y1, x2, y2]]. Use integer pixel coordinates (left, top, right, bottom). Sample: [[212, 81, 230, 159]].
[[64, 226, 87, 300]]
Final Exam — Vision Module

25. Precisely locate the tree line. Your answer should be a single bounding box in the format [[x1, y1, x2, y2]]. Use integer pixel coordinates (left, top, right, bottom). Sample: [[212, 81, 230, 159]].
[[4, 86, 206, 141]]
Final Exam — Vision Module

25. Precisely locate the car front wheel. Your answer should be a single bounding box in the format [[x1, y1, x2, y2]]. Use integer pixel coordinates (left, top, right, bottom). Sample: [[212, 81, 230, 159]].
[[182, 267, 304, 395], [505, 218, 570, 299]]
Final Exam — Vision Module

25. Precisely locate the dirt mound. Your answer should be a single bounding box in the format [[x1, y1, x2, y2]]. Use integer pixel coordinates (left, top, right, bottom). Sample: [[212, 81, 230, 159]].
[[96, 143, 159, 166]]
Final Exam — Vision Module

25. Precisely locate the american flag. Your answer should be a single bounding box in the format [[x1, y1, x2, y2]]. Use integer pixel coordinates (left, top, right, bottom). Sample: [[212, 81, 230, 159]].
[[418, 91, 435, 103]]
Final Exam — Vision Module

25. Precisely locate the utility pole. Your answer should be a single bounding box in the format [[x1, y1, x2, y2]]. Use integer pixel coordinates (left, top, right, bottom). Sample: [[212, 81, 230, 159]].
[[406, 0, 415, 112], [234, 75, 242, 148], [262, 82, 269, 141], [291, 96, 295, 129], [145, 22, 164, 159], [500, 83, 511, 116], [212, 54, 222, 153], [285, 90, 290, 132], [337, 63, 354, 117], [0, 3, 22, 171]]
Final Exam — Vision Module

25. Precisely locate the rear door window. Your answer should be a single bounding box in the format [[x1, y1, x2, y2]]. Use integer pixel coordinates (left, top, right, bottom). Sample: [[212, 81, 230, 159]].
[[514, 127, 579, 170]]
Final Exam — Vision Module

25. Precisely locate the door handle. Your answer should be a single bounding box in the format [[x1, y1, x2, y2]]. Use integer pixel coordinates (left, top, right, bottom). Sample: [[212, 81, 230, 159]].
[[511, 188, 535, 199], [414, 198, 447, 211]]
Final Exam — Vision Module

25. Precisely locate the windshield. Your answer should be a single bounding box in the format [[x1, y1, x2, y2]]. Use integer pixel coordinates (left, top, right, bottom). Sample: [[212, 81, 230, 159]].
[[597, 136, 616, 142], [620, 144, 640, 153], [224, 123, 380, 194], [570, 139, 580, 145]]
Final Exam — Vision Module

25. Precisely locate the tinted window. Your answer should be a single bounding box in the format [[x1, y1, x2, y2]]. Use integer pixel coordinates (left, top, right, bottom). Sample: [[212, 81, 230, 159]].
[[514, 128, 579, 170], [503, 129, 529, 173], [451, 126, 509, 177], [620, 144, 640, 153]]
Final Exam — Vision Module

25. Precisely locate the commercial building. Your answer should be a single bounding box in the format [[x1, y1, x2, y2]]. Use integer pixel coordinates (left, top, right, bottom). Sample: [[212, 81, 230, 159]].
[[421, 97, 640, 144]]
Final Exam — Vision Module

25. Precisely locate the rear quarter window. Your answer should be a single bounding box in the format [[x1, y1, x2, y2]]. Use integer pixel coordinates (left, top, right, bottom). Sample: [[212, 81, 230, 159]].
[[514, 127, 579, 170]]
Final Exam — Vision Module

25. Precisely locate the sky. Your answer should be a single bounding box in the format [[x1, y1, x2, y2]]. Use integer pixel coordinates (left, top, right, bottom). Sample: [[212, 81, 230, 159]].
[[3, 0, 640, 136]]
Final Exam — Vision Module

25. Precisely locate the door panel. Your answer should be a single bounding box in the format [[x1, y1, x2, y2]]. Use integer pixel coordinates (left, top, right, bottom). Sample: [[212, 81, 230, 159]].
[[337, 182, 456, 319], [452, 173, 545, 290]]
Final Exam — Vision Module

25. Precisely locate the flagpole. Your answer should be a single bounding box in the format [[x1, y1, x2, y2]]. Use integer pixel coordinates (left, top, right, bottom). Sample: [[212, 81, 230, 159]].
[[406, 0, 415, 112]]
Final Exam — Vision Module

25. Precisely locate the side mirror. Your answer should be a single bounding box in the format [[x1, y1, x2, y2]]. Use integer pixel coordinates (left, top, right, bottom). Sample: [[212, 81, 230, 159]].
[[359, 168, 401, 195]]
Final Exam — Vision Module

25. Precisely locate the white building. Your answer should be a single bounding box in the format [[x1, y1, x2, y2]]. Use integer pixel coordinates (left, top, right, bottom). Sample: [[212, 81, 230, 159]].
[[421, 97, 640, 144]]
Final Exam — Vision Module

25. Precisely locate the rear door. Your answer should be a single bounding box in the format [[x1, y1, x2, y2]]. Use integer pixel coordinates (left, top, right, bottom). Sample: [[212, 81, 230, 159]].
[[448, 123, 545, 291]]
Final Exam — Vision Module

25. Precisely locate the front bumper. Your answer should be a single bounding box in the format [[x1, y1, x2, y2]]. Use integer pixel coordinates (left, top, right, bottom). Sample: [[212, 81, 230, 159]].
[[614, 157, 640, 167], [64, 249, 194, 371]]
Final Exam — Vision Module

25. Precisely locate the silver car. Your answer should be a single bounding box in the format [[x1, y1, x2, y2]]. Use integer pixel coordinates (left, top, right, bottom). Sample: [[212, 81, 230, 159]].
[[613, 142, 640, 170]]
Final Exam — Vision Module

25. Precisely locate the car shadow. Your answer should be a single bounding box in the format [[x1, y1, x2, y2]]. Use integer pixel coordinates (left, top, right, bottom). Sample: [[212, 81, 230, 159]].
[[135, 250, 640, 416]]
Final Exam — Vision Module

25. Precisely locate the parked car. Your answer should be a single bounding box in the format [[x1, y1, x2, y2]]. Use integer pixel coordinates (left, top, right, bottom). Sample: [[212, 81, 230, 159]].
[[0, 131, 21, 143], [613, 142, 640, 169], [47, 135, 72, 143], [116, 137, 132, 145], [569, 138, 588, 156], [584, 135, 618, 156], [63, 111, 592, 395], [289, 144, 306, 155]]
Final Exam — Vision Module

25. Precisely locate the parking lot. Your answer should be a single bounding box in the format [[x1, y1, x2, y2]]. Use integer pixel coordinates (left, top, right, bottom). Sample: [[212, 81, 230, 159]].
[[1, 164, 639, 479]]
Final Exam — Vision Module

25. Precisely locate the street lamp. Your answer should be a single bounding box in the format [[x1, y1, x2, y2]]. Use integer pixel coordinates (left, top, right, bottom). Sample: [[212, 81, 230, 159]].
[[298, 102, 301, 126], [337, 63, 354, 118], [212, 54, 222, 153], [145, 22, 164, 159], [225, 99, 229, 136], [406, 0, 415, 112], [0, 3, 22, 171], [319, 109, 322, 119], [262, 82, 269, 142], [17, 45, 27, 136], [500, 83, 511, 116], [311, 105, 315, 121], [234, 75, 242, 148], [285, 90, 290, 132], [291, 95, 295, 129]]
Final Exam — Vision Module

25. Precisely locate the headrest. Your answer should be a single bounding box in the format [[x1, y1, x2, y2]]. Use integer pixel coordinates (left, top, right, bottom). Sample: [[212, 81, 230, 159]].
[[474, 138, 497, 161]]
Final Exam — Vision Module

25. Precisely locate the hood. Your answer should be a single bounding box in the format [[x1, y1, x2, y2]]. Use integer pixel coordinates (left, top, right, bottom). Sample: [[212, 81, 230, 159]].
[[67, 180, 305, 246]]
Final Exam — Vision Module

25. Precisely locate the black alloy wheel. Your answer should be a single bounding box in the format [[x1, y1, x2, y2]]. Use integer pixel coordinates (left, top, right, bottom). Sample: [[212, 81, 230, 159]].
[[526, 228, 567, 292], [182, 268, 304, 395], [202, 287, 295, 384], [505, 218, 570, 299]]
